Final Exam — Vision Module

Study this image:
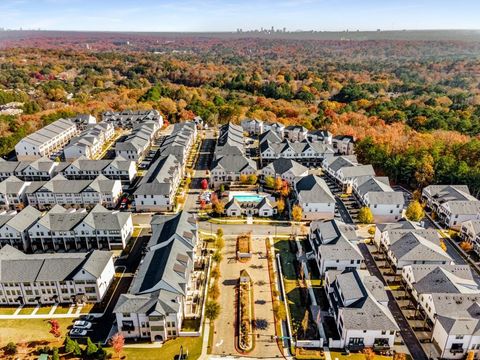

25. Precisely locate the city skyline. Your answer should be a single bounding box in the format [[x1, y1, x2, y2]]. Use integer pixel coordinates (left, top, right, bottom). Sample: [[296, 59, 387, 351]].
[[1, 0, 480, 32]]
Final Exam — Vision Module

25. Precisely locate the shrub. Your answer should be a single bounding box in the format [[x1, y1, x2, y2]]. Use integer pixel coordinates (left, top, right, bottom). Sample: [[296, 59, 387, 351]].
[[358, 207, 374, 224], [4, 342, 17, 355], [205, 301, 221, 320]]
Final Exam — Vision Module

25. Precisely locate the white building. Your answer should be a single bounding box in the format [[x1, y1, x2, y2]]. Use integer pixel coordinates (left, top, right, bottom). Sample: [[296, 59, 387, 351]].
[[28, 204, 133, 252], [15, 118, 79, 161], [0, 245, 115, 305], [0, 206, 42, 251], [114, 212, 199, 343], [64, 122, 115, 161], [62, 157, 137, 183], [325, 269, 399, 351], [241, 118, 264, 135], [294, 175, 336, 220], [309, 219, 363, 276], [261, 158, 308, 185], [0, 176, 30, 210], [26, 174, 122, 209], [284, 125, 308, 142]]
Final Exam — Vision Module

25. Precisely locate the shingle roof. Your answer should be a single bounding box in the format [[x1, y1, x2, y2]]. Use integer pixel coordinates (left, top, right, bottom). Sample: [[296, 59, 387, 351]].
[[295, 175, 335, 204]]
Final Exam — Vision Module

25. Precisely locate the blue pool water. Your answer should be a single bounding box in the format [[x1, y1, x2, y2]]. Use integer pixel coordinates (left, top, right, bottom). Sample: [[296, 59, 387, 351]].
[[233, 195, 264, 203]]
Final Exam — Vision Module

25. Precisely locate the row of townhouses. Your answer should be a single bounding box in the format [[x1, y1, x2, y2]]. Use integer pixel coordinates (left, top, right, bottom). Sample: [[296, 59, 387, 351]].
[[102, 110, 162, 129], [0, 204, 133, 252], [64, 122, 115, 161], [159, 121, 197, 173], [114, 211, 200, 343], [0, 156, 137, 184], [15, 118, 80, 161], [114, 121, 161, 162], [323, 155, 405, 223], [0, 174, 122, 210], [422, 185, 480, 231], [0, 244, 115, 305]]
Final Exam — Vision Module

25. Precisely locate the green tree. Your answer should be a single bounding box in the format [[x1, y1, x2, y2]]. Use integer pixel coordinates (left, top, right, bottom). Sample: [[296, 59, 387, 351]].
[[265, 176, 275, 189], [205, 301, 221, 320], [85, 337, 98, 356], [405, 200, 424, 221], [52, 347, 60, 360], [358, 207, 374, 224], [248, 174, 258, 185], [64, 336, 76, 353], [4, 342, 17, 355]]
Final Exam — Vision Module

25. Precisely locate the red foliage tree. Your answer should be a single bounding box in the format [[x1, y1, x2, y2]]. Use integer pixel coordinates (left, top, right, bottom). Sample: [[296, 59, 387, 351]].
[[201, 178, 209, 190], [110, 332, 125, 359], [200, 199, 206, 209], [48, 319, 61, 338]]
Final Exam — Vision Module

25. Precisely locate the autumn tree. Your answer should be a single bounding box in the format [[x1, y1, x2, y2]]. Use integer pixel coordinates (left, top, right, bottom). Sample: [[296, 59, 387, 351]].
[[440, 240, 447, 252], [292, 204, 303, 222], [201, 178, 209, 190], [273, 300, 287, 321], [277, 198, 285, 214], [301, 310, 310, 337], [110, 332, 125, 359], [460, 241, 473, 252], [265, 176, 275, 189], [414, 154, 435, 188], [213, 200, 225, 216], [405, 200, 424, 222], [363, 348, 376, 360], [274, 176, 283, 191], [393, 353, 407, 360], [48, 319, 61, 338], [358, 207, 374, 224], [240, 174, 248, 184], [248, 174, 258, 185]]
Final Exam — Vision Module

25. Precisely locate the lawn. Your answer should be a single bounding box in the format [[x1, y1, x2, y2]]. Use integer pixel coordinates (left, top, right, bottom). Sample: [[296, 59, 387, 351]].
[[54, 305, 71, 315], [274, 238, 298, 280], [18, 306, 36, 315], [0, 306, 17, 315], [35, 307, 53, 315], [122, 336, 203, 360], [0, 318, 74, 346], [182, 318, 201, 332]]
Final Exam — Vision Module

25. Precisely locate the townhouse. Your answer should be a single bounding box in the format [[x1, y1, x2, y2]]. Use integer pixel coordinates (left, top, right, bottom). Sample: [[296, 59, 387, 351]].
[[376, 222, 453, 274], [307, 129, 333, 144], [215, 123, 245, 159], [0, 245, 114, 305], [294, 174, 336, 220], [332, 135, 355, 155], [460, 220, 480, 256], [0, 176, 30, 209], [15, 118, 79, 161], [159, 121, 197, 174], [64, 122, 115, 161], [210, 154, 257, 189], [61, 157, 137, 183], [224, 197, 277, 217], [115, 121, 160, 162], [259, 139, 334, 167], [102, 109, 163, 130], [114, 212, 199, 343], [241, 118, 264, 135], [263, 122, 285, 139], [422, 185, 480, 230], [0, 206, 42, 251], [28, 204, 133, 252], [309, 219, 363, 276], [260, 158, 308, 185], [322, 155, 358, 179], [325, 269, 399, 351], [284, 125, 308, 142], [353, 176, 405, 223], [134, 155, 181, 212], [14, 157, 62, 181], [26, 174, 122, 209]]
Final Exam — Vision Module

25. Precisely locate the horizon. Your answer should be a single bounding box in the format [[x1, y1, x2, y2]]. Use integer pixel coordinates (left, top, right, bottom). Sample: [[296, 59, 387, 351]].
[[1, 0, 480, 32]]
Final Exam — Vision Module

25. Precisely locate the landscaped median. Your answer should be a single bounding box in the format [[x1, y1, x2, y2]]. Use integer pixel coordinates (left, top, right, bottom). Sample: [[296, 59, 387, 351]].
[[238, 270, 254, 352]]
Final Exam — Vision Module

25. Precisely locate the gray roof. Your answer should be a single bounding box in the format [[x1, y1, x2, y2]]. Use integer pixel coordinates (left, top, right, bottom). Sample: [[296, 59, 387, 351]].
[[338, 164, 375, 179], [0, 245, 112, 282], [295, 175, 335, 204], [115, 212, 196, 316], [3, 206, 42, 232], [18, 118, 76, 147], [82, 204, 131, 231], [0, 176, 26, 195], [212, 154, 256, 173], [443, 200, 480, 215], [327, 155, 358, 172], [367, 191, 405, 206], [389, 232, 452, 263], [262, 158, 308, 177], [135, 155, 179, 196]]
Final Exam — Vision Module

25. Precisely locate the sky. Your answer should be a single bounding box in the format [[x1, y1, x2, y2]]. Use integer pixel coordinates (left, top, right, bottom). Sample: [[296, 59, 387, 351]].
[[1, 0, 479, 32]]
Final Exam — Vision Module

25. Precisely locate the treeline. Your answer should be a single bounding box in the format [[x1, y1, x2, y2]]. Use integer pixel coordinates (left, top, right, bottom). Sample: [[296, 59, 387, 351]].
[[356, 137, 480, 197]]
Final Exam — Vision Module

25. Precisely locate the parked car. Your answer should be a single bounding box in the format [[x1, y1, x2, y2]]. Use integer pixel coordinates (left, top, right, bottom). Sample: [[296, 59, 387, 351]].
[[80, 314, 96, 322], [70, 328, 88, 337], [73, 320, 92, 329]]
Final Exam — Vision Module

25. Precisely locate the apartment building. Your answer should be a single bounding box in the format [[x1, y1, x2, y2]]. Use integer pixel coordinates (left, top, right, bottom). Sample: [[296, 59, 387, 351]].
[[61, 157, 137, 183], [114, 212, 199, 343], [294, 174, 336, 220], [0, 206, 42, 251], [15, 118, 79, 161], [0, 176, 30, 210], [102, 110, 163, 129], [64, 122, 115, 161], [28, 204, 133, 252], [26, 174, 122, 209], [0, 245, 115, 305], [309, 219, 363, 276], [325, 269, 399, 351], [241, 118, 264, 135]]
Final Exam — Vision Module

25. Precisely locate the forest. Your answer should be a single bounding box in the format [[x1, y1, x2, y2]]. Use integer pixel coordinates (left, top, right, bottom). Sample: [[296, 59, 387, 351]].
[[0, 33, 479, 194]]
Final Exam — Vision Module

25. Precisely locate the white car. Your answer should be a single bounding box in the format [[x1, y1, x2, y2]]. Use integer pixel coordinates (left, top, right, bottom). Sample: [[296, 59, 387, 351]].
[[73, 320, 92, 329], [70, 328, 87, 337]]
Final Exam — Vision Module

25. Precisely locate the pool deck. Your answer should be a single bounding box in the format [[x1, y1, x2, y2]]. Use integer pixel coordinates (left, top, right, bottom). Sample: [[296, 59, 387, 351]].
[[228, 191, 271, 202]]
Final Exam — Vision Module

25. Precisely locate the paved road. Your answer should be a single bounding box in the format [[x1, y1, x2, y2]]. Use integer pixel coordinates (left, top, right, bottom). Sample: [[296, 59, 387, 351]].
[[335, 196, 354, 224], [358, 243, 428, 360]]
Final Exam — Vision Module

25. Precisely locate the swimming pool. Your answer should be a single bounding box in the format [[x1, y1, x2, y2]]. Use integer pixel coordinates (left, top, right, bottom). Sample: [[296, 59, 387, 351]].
[[233, 195, 264, 203]]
